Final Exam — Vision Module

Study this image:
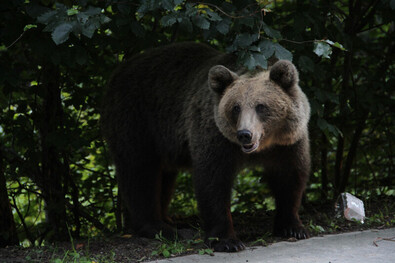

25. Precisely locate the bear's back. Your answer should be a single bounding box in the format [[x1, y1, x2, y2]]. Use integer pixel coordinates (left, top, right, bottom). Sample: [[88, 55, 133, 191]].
[[101, 42, 234, 164], [104, 43, 230, 113]]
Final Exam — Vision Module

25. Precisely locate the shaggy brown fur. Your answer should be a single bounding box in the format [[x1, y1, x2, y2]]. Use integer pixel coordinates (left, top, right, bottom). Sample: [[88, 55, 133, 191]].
[[101, 42, 311, 252]]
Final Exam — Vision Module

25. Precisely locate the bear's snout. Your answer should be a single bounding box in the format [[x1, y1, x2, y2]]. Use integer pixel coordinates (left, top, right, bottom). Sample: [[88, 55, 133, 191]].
[[237, 129, 252, 144]]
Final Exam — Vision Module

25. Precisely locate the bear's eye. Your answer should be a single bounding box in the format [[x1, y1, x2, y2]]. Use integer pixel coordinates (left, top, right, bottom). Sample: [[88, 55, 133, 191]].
[[232, 105, 241, 115], [256, 104, 268, 114]]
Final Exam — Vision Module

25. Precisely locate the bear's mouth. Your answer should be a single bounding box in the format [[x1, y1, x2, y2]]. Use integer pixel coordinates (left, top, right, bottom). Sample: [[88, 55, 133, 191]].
[[241, 141, 259, 153]]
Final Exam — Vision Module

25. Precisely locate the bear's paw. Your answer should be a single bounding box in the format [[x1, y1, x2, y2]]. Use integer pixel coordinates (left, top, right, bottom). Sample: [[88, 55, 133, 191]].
[[274, 224, 310, 240], [208, 238, 246, 252]]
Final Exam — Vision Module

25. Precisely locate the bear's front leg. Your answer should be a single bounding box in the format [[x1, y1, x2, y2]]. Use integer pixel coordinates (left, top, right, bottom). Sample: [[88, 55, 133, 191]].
[[264, 140, 310, 239], [194, 166, 245, 252], [268, 171, 309, 239], [192, 142, 245, 252]]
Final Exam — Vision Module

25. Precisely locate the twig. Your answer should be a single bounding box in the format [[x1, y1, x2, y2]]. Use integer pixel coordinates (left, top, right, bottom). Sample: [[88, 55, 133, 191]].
[[195, 2, 262, 19], [373, 236, 395, 247], [11, 194, 35, 245], [6, 31, 26, 49], [72, 162, 111, 177], [279, 39, 317, 45], [357, 23, 387, 34], [65, 201, 111, 235], [0, 146, 25, 162]]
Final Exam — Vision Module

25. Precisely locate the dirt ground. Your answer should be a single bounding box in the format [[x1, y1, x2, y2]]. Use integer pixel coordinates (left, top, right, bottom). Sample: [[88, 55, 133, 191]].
[[1, 196, 394, 263]]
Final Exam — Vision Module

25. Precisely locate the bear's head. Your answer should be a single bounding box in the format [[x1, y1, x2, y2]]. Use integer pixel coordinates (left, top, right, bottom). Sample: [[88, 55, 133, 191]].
[[209, 60, 310, 154]]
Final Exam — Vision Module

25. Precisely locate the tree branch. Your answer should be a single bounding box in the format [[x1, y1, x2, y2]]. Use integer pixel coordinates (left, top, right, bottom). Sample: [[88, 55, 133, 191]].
[[65, 202, 111, 235], [339, 113, 368, 194], [356, 0, 381, 33], [11, 195, 35, 245], [334, 134, 344, 198]]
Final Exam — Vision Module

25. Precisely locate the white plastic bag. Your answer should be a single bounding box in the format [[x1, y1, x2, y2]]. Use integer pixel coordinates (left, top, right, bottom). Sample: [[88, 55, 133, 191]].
[[336, 192, 365, 223]]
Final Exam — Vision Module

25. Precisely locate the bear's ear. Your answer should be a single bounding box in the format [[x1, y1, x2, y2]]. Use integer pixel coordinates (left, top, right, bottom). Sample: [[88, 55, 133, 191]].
[[269, 60, 299, 91], [208, 65, 238, 95]]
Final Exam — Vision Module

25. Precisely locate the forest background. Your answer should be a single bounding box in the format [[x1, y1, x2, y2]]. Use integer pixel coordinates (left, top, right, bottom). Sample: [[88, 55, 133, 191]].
[[0, 0, 394, 250]]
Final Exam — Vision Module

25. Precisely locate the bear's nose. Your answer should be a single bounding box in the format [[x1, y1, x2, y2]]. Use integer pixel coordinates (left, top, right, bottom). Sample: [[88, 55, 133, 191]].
[[237, 130, 252, 144]]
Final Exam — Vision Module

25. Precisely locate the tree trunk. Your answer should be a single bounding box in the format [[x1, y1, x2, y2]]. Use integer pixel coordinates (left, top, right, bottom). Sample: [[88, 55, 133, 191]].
[[320, 133, 328, 200], [38, 65, 68, 240], [339, 115, 368, 194], [333, 134, 344, 198], [0, 149, 19, 247]]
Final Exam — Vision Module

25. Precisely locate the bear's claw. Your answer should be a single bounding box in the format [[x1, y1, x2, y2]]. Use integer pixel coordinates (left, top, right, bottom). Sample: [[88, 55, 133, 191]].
[[210, 238, 246, 252], [275, 225, 309, 240]]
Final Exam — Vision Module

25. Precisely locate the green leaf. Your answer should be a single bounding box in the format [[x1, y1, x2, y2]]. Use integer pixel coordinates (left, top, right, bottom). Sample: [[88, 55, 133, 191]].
[[67, 8, 79, 16], [184, 3, 197, 16], [252, 53, 267, 69], [245, 53, 256, 70], [206, 248, 214, 254], [261, 22, 281, 39], [23, 24, 37, 31], [249, 46, 260, 52], [81, 19, 99, 38], [253, 53, 267, 69], [192, 15, 210, 29], [138, 0, 161, 13], [161, 0, 175, 11], [206, 9, 222, 21], [84, 6, 102, 16], [76, 12, 89, 24], [313, 42, 332, 58], [233, 33, 258, 48], [162, 249, 170, 258], [273, 43, 292, 61], [325, 40, 346, 51], [238, 51, 257, 70], [239, 16, 254, 28], [161, 15, 177, 27], [258, 39, 275, 58], [332, 42, 345, 50], [216, 19, 231, 35], [37, 10, 57, 24], [100, 15, 111, 24], [51, 23, 73, 45], [317, 118, 341, 137], [258, 41, 292, 62]]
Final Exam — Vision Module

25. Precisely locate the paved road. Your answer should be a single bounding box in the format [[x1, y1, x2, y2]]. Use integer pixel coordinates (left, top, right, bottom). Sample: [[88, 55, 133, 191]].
[[148, 228, 395, 263]]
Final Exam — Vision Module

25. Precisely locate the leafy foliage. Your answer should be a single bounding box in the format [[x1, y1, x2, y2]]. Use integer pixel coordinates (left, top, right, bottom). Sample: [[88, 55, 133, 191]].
[[0, 0, 394, 247], [36, 3, 111, 45]]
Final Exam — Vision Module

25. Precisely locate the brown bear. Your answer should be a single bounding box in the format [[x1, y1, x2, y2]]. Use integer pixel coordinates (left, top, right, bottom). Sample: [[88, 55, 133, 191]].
[[101, 42, 311, 252]]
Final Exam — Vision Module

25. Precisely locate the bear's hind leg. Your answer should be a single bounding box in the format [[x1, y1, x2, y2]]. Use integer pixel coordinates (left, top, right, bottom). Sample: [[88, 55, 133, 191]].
[[115, 154, 175, 239]]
